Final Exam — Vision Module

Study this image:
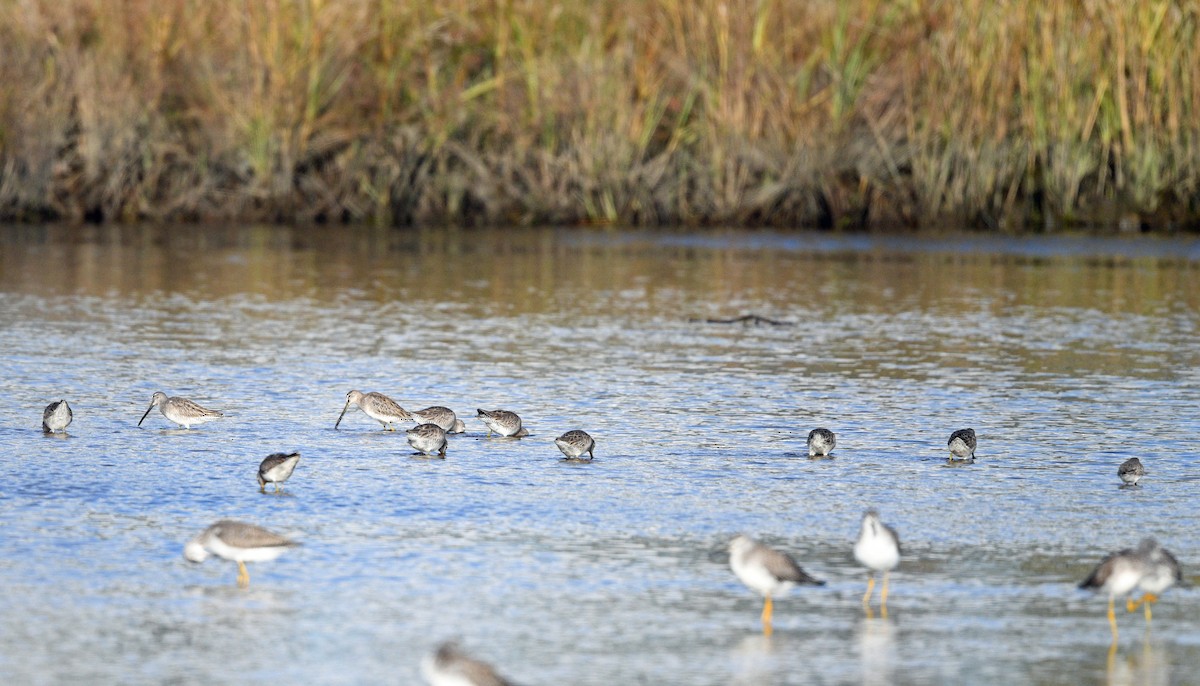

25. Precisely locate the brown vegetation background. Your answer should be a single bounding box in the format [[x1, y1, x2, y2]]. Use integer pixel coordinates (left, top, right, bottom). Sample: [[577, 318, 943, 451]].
[[1, 0, 1198, 230]]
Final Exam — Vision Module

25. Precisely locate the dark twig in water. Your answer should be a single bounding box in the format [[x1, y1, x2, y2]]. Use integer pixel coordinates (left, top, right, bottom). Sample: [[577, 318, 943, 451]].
[[689, 314, 792, 326]]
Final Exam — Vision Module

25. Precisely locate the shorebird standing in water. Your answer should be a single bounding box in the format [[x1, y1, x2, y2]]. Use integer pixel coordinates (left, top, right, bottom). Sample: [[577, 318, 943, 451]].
[[183, 520, 299, 587], [947, 428, 977, 461], [807, 428, 836, 457], [138, 392, 223, 429], [407, 423, 448, 457], [335, 390, 460, 432], [257, 452, 301, 493], [729, 534, 824, 635], [1118, 457, 1145, 486], [854, 509, 901, 615], [421, 641, 515, 686], [477, 409, 529, 437], [42, 400, 72, 434], [1126, 539, 1182, 622], [555, 430, 595, 461], [1080, 539, 1156, 641]]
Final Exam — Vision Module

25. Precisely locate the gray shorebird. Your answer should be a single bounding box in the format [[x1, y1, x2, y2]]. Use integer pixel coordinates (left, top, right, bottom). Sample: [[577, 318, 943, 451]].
[[449, 418, 467, 434], [1118, 458, 1145, 486], [421, 641, 514, 686], [555, 430, 595, 461], [1126, 539, 1182, 622], [477, 409, 529, 437], [807, 428, 836, 457], [138, 392, 223, 429], [42, 399, 72, 434], [406, 406, 460, 433], [257, 452, 301, 493], [1080, 538, 1157, 641], [947, 428, 977, 461], [335, 390, 407, 430], [729, 534, 824, 635], [183, 520, 298, 587], [407, 423, 448, 457], [853, 510, 901, 615]]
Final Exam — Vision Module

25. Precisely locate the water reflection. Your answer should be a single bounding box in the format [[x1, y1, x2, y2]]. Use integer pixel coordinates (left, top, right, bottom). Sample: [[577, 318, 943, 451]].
[[1107, 637, 1171, 686], [857, 617, 897, 686]]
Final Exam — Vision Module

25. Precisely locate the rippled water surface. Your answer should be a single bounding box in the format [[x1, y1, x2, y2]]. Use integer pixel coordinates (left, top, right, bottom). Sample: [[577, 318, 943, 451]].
[[1, 225, 1199, 684]]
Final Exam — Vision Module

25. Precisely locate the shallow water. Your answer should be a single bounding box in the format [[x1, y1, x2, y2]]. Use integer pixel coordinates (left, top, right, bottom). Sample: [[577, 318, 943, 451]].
[[1, 225, 1198, 685]]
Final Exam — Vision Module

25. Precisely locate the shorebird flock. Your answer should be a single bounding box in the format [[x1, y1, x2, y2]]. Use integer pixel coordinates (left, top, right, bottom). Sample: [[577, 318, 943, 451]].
[[39, 395, 1184, 683]]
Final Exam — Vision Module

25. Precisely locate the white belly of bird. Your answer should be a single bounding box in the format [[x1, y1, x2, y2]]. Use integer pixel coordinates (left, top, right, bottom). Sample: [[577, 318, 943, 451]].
[[1139, 568, 1175, 595], [1106, 564, 1145, 597], [854, 536, 900, 572], [414, 412, 455, 431], [206, 536, 290, 563], [731, 555, 794, 598], [948, 437, 972, 457], [262, 461, 298, 483], [555, 438, 586, 458], [483, 418, 519, 436], [163, 407, 218, 428]]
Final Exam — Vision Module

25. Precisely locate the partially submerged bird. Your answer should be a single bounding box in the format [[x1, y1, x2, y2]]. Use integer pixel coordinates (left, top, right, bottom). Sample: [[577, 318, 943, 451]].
[[42, 399, 72, 434], [183, 520, 298, 587], [477, 409, 529, 438], [407, 423, 448, 457], [138, 392, 223, 429], [555, 430, 595, 461], [1126, 540, 1183, 622], [1118, 457, 1145, 487], [420, 641, 514, 686], [335, 390, 408, 430], [853, 509, 901, 615], [449, 418, 467, 434], [947, 428, 977, 461], [1079, 538, 1158, 641], [257, 452, 301, 493], [729, 534, 824, 635], [807, 428, 836, 457]]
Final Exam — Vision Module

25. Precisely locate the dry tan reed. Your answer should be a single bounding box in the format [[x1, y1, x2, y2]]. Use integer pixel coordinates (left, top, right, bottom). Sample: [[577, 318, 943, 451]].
[[1, 0, 1198, 229]]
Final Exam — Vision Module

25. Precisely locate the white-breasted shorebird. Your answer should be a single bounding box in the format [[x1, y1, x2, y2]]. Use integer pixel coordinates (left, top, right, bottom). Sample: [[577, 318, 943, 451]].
[[853, 509, 901, 615], [554, 430, 595, 461], [138, 392, 223, 429], [1080, 538, 1157, 641], [407, 423, 448, 457], [183, 520, 298, 587], [42, 399, 72, 434], [947, 428, 977, 461], [1118, 457, 1145, 486], [477, 409, 529, 438], [729, 534, 824, 635], [257, 452, 301, 493], [807, 428, 836, 457]]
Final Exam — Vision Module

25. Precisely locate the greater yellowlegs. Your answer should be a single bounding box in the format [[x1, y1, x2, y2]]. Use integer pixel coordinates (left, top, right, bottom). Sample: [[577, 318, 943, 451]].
[[807, 428, 836, 457], [138, 392, 223, 429], [1118, 458, 1145, 486], [477, 409, 529, 437], [1080, 539, 1154, 641], [1126, 539, 1182, 622], [42, 399, 72, 434], [335, 390, 407, 430], [854, 509, 901, 615], [407, 423, 448, 457], [420, 641, 514, 686], [258, 452, 301, 493], [555, 430, 595, 461], [183, 520, 298, 587], [947, 428, 977, 461], [729, 534, 824, 635]]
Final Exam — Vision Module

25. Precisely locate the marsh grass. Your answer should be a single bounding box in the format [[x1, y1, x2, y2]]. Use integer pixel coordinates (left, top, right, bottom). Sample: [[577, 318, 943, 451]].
[[1, 0, 1199, 229]]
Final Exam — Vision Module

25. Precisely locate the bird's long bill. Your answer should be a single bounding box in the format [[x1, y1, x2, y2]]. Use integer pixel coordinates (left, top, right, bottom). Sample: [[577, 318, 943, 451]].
[[334, 400, 351, 429], [137, 403, 155, 427]]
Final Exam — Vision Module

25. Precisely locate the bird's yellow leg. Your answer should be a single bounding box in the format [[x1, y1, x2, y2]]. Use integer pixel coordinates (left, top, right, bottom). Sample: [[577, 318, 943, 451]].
[[761, 597, 774, 635], [237, 561, 250, 588], [862, 576, 875, 606], [880, 572, 890, 618], [1108, 597, 1119, 643], [1127, 597, 1141, 612], [259, 484, 265, 493], [1144, 600, 1153, 623]]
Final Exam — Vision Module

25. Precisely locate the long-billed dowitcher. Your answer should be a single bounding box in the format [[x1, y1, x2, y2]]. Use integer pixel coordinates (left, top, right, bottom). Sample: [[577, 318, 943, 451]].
[[1118, 457, 1145, 486], [1080, 539, 1155, 641], [138, 392, 223, 429], [406, 406, 460, 433], [258, 452, 301, 493], [421, 641, 514, 686], [407, 423, 448, 457], [1126, 539, 1182, 622], [729, 534, 824, 635], [183, 520, 298, 587], [476, 409, 529, 438], [555, 429, 595, 461], [947, 428, 977, 461], [335, 390, 407, 430], [807, 428, 836, 457], [854, 509, 901, 615], [42, 399, 72, 434]]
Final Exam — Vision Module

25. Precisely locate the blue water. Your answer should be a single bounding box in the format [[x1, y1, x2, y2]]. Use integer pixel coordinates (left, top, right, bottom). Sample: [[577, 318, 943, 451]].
[[0, 226, 1198, 684]]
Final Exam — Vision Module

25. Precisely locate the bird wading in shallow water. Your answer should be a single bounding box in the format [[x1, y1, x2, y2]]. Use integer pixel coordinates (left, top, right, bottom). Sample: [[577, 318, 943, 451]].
[[407, 423, 448, 457], [138, 392, 223, 429], [1080, 538, 1157, 642], [1126, 539, 1182, 622], [947, 428, 977, 461], [554, 430, 595, 461], [807, 428, 836, 457], [729, 534, 824, 636], [853, 509, 901, 616], [335, 390, 408, 430], [183, 520, 298, 588], [1118, 457, 1145, 486], [476, 409, 529, 438], [257, 452, 301, 493], [42, 399, 72, 434]]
